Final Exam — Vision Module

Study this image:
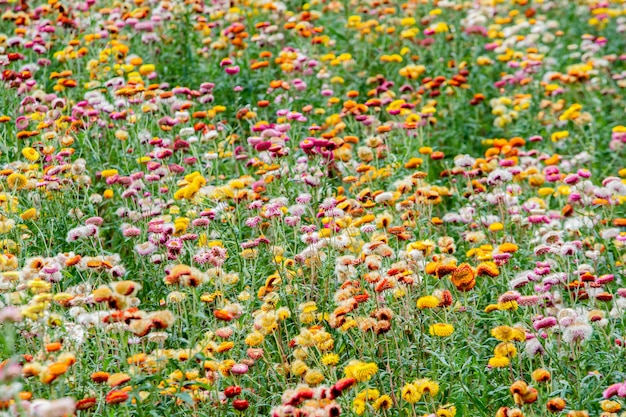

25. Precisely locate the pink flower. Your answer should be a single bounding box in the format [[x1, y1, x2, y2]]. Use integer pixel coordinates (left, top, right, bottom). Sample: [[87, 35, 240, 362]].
[[247, 348, 263, 360], [603, 382, 626, 399], [533, 317, 557, 331], [230, 364, 249, 375], [225, 66, 240, 75]]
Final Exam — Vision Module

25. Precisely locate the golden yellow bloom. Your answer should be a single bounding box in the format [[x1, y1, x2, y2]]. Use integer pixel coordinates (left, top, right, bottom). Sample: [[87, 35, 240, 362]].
[[353, 399, 366, 415], [7, 173, 28, 190], [415, 378, 439, 396], [494, 342, 517, 358], [372, 394, 393, 410], [497, 301, 519, 311], [484, 304, 499, 313], [401, 383, 421, 403], [20, 208, 37, 220], [491, 326, 525, 342], [429, 323, 454, 337], [303, 369, 324, 385], [488, 356, 510, 368], [488, 222, 504, 232], [291, 360, 308, 376], [551, 130, 569, 142], [245, 331, 264, 346], [600, 400, 621, 413], [417, 295, 440, 309], [437, 404, 457, 417], [101, 169, 119, 178], [345, 361, 378, 382], [476, 262, 499, 277], [321, 353, 340, 366], [22, 147, 40, 161], [356, 388, 380, 401]]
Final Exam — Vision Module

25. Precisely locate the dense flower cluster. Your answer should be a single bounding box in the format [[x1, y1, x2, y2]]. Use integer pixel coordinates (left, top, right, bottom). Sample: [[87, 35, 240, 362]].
[[0, 0, 625, 415]]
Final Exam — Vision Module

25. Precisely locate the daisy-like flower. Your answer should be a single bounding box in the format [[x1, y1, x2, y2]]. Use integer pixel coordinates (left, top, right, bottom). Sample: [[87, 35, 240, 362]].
[[429, 323, 454, 337], [401, 383, 421, 403], [417, 295, 440, 309], [488, 356, 510, 368]]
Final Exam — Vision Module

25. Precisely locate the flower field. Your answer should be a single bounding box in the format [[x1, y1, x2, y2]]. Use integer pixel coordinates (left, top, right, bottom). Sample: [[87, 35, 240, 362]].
[[1, 0, 626, 415]]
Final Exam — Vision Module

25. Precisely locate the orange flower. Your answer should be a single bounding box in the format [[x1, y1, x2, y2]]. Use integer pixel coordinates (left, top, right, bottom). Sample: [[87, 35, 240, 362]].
[[450, 263, 476, 291], [48, 362, 69, 376], [435, 263, 456, 278], [76, 397, 97, 410], [546, 398, 566, 412], [65, 255, 82, 266], [430, 151, 445, 160], [498, 243, 518, 253], [18, 392, 32, 400], [476, 262, 499, 277], [91, 371, 110, 383], [45, 342, 62, 352], [214, 309, 234, 321], [105, 390, 129, 405], [107, 372, 131, 387], [532, 368, 551, 383]]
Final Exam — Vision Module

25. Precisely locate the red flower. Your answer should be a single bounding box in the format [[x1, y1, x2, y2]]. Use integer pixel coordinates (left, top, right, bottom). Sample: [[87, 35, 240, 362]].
[[224, 386, 242, 398], [233, 399, 249, 411], [330, 377, 356, 398]]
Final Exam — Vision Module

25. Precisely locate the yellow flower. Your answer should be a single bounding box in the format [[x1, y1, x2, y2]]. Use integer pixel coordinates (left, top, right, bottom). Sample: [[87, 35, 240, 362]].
[[491, 326, 525, 342], [532, 368, 551, 383], [7, 173, 28, 190], [321, 353, 339, 366], [415, 378, 439, 396], [488, 222, 504, 232], [437, 404, 457, 417], [484, 304, 499, 313], [497, 300, 519, 311], [139, 64, 155, 75], [303, 369, 324, 385], [20, 208, 37, 220], [352, 399, 366, 416], [291, 360, 308, 376], [417, 295, 440, 309], [356, 388, 380, 401], [600, 400, 621, 413], [401, 383, 421, 403], [488, 356, 510, 368], [245, 331, 264, 346], [419, 147, 433, 155], [276, 307, 291, 320], [429, 323, 454, 337], [372, 395, 393, 410], [27, 278, 52, 293], [494, 342, 517, 358], [349, 362, 378, 382], [22, 147, 40, 161], [559, 103, 582, 121], [101, 169, 119, 178], [551, 130, 569, 142]]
